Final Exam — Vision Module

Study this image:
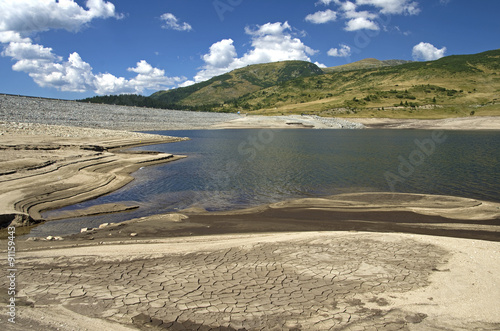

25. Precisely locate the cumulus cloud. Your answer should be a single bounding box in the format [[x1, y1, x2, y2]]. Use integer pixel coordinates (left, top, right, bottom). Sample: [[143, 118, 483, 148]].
[[317, 0, 336, 5], [305, 9, 338, 24], [344, 17, 379, 31], [193, 22, 318, 83], [0, 0, 185, 94], [310, 0, 420, 31], [202, 39, 238, 69], [0, 0, 120, 34], [3, 39, 185, 94], [412, 42, 446, 61], [327, 44, 352, 57], [355, 0, 420, 15], [160, 13, 192, 31]]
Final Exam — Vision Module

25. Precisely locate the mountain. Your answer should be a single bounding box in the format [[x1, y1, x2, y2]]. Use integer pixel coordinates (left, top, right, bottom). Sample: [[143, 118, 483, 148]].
[[219, 49, 500, 117], [80, 49, 500, 118], [150, 60, 324, 107]]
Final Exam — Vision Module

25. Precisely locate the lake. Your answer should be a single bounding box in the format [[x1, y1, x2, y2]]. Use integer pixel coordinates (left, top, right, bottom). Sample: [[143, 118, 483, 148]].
[[35, 129, 499, 236]]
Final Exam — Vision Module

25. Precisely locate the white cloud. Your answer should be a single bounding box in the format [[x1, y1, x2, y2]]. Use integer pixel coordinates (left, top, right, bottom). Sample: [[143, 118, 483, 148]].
[[3, 39, 185, 94], [127, 60, 186, 91], [0, 0, 185, 94], [412, 42, 446, 61], [2, 41, 60, 61], [193, 22, 318, 83], [317, 0, 336, 5], [160, 13, 192, 31], [327, 44, 352, 57], [0, 0, 120, 34], [355, 0, 420, 15], [345, 17, 379, 31], [203, 39, 238, 69], [310, 0, 421, 32], [178, 80, 196, 87], [305, 9, 338, 24]]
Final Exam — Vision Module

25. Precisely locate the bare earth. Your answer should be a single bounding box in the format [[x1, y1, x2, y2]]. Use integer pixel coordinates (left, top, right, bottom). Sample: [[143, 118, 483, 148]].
[[0, 122, 187, 228], [211, 114, 500, 130], [0, 115, 499, 330], [347, 116, 500, 130]]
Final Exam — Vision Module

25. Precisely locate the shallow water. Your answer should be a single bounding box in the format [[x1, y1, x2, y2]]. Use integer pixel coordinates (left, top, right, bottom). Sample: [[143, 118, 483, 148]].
[[33, 129, 499, 236]]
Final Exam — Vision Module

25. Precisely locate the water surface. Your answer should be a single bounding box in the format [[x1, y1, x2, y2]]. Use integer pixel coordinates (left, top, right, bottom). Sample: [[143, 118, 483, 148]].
[[35, 129, 499, 236]]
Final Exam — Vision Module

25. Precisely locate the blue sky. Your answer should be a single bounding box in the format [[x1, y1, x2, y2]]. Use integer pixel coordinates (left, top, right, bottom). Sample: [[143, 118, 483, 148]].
[[0, 0, 499, 99]]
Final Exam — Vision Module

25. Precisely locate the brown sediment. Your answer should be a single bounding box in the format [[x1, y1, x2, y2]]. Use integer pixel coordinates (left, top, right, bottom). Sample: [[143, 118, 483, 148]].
[[44, 203, 140, 221], [40, 192, 496, 247]]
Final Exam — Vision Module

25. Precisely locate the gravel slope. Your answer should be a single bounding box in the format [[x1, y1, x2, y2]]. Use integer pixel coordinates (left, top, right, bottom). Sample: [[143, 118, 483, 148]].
[[0, 94, 240, 131]]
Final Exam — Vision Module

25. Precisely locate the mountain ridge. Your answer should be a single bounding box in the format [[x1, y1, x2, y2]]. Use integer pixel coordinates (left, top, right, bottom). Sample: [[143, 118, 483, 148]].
[[80, 49, 500, 118]]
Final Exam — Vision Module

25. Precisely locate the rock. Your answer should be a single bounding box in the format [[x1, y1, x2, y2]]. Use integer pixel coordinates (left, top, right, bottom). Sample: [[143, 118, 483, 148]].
[[80, 227, 92, 233], [405, 313, 428, 324], [54, 236, 63, 241], [1, 213, 40, 228], [132, 313, 152, 325], [46, 236, 54, 241], [130, 233, 138, 237], [99, 223, 110, 229], [164, 213, 189, 222]]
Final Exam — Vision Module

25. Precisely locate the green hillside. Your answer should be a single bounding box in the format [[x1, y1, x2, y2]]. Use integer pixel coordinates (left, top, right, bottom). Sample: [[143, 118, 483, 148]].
[[80, 49, 500, 118], [322, 58, 412, 73], [150, 60, 324, 106], [220, 49, 500, 118]]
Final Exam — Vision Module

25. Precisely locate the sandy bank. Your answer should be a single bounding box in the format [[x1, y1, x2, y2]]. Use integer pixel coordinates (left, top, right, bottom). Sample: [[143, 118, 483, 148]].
[[28, 192, 495, 248], [0, 122, 186, 229], [211, 114, 500, 130], [212, 114, 364, 129], [348, 116, 500, 130], [2, 230, 498, 330]]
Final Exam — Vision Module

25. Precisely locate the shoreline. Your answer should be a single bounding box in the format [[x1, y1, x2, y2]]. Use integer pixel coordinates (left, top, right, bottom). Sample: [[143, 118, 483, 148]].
[[1, 117, 499, 234], [0, 122, 188, 231], [20, 191, 500, 249], [1, 118, 499, 330], [346, 116, 500, 130]]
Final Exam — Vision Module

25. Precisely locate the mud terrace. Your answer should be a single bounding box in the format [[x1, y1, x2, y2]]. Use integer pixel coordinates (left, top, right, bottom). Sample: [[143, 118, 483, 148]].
[[0, 122, 187, 225], [1, 232, 499, 330]]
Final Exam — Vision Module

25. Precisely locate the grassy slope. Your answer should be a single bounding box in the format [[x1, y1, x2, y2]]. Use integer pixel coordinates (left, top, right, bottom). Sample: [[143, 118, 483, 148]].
[[81, 49, 500, 119], [227, 49, 500, 118], [150, 61, 324, 106], [322, 58, 412, 73]]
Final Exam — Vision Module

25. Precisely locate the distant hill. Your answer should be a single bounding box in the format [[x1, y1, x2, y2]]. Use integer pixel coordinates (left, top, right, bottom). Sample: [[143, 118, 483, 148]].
[[80, 49, 500, 118], [322, 58, 412, 73], [150, 60, 324, 107], [219, 49, 500, 118]]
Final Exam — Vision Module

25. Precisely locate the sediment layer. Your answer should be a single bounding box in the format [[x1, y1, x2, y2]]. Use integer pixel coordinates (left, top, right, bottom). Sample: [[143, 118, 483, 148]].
[[0, 123, 186, 227]]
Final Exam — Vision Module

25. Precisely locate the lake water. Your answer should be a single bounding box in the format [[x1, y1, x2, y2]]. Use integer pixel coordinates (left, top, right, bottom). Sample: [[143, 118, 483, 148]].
[[34, 129, 499, 236]]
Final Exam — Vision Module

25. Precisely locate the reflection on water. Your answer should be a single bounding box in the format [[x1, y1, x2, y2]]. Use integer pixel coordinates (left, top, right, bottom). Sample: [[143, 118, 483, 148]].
[[34, 129, 500, 236]]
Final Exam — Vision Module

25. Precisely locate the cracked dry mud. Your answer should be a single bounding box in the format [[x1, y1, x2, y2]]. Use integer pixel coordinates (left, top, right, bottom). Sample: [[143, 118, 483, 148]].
[[5, 235, 450, 330]]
